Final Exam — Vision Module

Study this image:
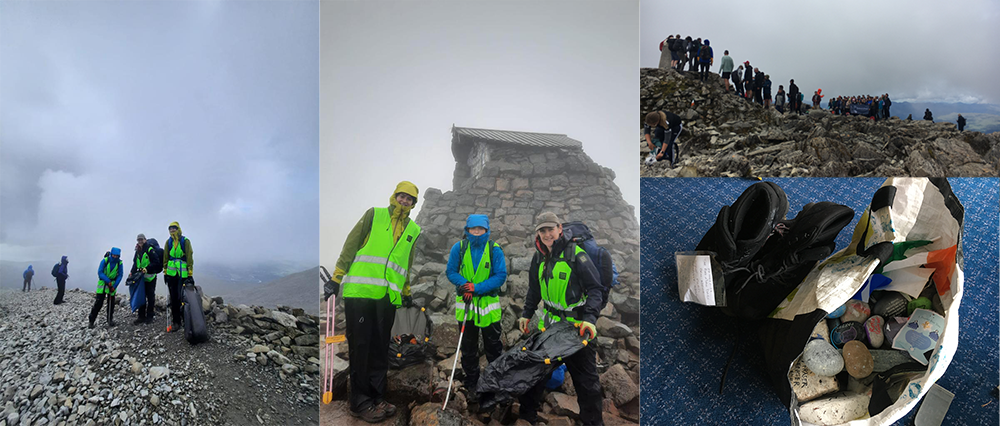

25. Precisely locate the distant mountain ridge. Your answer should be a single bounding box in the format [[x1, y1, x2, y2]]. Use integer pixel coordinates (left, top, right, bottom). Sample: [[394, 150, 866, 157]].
[[218, 266, 319, 315], [890, 102, 1000, 134]]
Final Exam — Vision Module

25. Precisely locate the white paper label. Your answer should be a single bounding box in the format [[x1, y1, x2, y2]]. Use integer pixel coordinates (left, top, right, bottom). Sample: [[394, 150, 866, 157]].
[[676, 253, 717, 306]]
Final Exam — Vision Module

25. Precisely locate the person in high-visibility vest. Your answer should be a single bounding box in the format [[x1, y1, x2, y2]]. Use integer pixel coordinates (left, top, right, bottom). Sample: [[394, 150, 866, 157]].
[[130, 233, 161, 325], [329, 181, 421, 423], [89, 247, 124, 329], [518, 211, 605, 426], [162, 222, 193, 333], [445, 214, 507, 405]]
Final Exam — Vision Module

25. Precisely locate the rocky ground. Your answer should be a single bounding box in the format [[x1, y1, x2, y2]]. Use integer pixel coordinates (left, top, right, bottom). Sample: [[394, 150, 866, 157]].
[[0, 287, 319, 426], [320, 298, 641, 426], [640, 67, 1000, 177]]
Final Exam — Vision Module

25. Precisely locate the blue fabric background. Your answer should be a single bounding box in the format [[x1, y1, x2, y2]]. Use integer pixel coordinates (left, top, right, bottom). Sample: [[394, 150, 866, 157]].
[[640, 178, 998, 425]]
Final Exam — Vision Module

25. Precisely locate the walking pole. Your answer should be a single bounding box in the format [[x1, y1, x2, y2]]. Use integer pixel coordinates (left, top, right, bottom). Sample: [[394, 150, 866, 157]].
[[443, 301, 471, 411], [320, 266, 344, 405]]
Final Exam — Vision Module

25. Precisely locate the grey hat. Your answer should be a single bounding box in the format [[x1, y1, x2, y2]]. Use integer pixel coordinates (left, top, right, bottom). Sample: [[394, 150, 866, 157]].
[[136, 233, 146, 240], [534, 211, 562, 232]]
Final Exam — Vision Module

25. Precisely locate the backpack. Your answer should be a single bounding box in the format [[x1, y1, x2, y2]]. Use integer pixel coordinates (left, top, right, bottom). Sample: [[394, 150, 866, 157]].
[[699, 46, 712, 61], [51, 263, 60, 278], [458, 239, 503, 296], [562, 222, 620, 310], [145, 238, 165, 274]]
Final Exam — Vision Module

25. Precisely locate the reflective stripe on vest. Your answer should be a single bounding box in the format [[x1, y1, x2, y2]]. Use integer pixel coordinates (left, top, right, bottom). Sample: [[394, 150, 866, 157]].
[[341, 207, 421, 307], [455, 240, 501, 326], [97, 257, 120, 295], [165, 237, 188, 278], [137, 248, 156, 282], [538, 244, 586, 329]]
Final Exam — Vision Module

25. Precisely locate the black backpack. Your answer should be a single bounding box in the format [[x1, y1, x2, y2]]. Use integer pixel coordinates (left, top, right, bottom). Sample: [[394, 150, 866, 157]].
[[458, 239, 503, 296], [145, 238, 165, 274], [51, 263, 60, 278], [562, 222, 620, 310], [700, 46, 712, 61]]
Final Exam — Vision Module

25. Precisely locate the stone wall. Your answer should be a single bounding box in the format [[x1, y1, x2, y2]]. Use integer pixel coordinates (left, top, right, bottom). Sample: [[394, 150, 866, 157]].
[[411, 142, 640, 344]]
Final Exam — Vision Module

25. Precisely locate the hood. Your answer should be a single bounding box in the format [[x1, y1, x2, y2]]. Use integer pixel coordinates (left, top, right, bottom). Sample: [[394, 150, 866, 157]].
[[110, 247, 121, 257], [464, 214, 491, 247], [61, 256, 68, 264], [169, 221, 182, 236], [389, 181, 419, 218], [27, 265, 33, 271]]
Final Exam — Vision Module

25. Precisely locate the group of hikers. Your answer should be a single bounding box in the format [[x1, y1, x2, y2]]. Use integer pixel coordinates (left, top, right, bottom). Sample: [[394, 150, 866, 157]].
[[826, 94, 893, 120], [31, 222, 194, 332], [324, 181, 610, 425], [659, 34, 714, 82]]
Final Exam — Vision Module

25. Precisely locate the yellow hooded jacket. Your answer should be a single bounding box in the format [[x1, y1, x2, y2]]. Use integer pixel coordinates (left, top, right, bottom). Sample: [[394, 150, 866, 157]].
[[163, 221, 194, 276], [333, 181, 420, 297]]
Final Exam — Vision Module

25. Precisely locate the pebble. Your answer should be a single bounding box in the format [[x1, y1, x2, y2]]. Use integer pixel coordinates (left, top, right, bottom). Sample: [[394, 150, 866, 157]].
[[826, 304, 846, 319], [906, 297, 932, 315], [842, 341, 874, 379], [839, 300, 870, 324], [830, 321, 865, 348], [149, 366, 169, 381], [864, 315, 885, 348], [802, 339, 843, 377], [872, 291, 909, 318], [883, 316, 909, 343], [798, 392, 870, 425], [150, 395, 160, 406]]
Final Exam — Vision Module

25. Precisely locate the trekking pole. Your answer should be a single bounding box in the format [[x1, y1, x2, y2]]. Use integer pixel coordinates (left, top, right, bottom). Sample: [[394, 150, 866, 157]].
[[442, 301, 471, 411], [320, 266, 340, 405]]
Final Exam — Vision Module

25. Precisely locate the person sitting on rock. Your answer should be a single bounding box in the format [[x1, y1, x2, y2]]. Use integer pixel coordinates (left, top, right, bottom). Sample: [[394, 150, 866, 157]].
[[924, 108, 933, 122], [131, 233, 161, 325], [774, 85, 786, 113], [957, 114, 966, 131], [89, 247, 123, 329], [163, 222, 194, 333], [644, 110, 682, 167], [445, 214, 507, 406], [517, 212, 604, 426], [331, 181, 421, 423], [22, 265, 33, 292]]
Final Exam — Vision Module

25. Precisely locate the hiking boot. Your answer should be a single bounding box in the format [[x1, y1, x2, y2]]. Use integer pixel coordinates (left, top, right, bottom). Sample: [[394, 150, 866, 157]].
[[107, 320, 116, 328], [88, 322, 95, 329], [349, 404, 389, 423], [695, 181, 789, 294], [726, 201, 854, 319], [167, 322, 181, 333], [375, 400, 397, 417], [133, 318, 145, 326]]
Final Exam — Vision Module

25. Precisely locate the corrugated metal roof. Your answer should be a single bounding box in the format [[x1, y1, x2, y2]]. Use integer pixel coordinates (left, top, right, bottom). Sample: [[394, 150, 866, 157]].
[[452, 126, 583, 150]]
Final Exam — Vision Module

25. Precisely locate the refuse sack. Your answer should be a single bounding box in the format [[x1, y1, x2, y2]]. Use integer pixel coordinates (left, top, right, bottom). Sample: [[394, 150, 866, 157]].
[[181, 278, 210, 344], [476, 321, 588, 410], [388, 305, 435, 369], [127, 272, 145, 313], [760, 177, 962, 425]]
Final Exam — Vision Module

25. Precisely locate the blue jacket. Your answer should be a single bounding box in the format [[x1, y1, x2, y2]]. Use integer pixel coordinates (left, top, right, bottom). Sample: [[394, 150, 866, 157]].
[[98, 247, 124, 288], [23, 265, 33, 279], [446, 214, 507, 295], [58, 256, 69, 279]]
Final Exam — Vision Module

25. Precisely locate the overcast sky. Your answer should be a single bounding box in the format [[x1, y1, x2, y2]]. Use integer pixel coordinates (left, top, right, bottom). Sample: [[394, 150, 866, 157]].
[[641, 0, 1000, 104], [320, 0, 639, 266], [0, 1, 319, 274]]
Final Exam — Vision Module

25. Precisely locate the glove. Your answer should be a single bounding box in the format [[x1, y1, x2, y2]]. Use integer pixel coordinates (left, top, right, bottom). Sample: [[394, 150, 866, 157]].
[[401, 295, 413, 307], [460, 283, 475, 294], [579, 321, 597, 340], [324, 279, 340, 300], [518, 317, 530, 334], [462, 292, 473, 303]]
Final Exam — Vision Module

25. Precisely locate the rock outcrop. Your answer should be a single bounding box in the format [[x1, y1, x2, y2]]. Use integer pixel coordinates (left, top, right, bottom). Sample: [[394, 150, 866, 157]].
[[640, 67, 1000, 177], [0, 287, 319, 425]]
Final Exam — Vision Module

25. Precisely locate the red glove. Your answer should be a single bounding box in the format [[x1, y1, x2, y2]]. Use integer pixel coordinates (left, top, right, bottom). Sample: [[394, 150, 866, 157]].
[[462, 292, 473, 303], [460, 283, 475, 294]]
